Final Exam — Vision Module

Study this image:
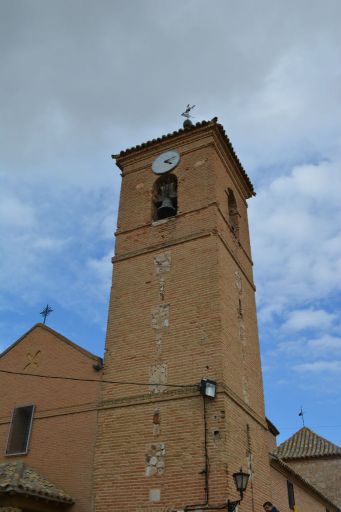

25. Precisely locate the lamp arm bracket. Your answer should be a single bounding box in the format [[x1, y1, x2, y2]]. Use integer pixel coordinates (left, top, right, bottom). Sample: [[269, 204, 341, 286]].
[[227, 499, 241, 512]]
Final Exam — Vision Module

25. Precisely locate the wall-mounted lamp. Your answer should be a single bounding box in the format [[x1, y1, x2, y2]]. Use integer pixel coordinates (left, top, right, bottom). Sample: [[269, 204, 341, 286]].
[[199, 378, 217, 399], [227, 468, 250, 512]]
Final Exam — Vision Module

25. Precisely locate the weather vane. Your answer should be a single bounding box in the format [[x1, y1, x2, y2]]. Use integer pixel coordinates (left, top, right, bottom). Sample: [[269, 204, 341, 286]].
[[181, 104, 196, 128], [181, 104, 196, 119], [40, 304, 53, 325], [298, 406, 305, 427]]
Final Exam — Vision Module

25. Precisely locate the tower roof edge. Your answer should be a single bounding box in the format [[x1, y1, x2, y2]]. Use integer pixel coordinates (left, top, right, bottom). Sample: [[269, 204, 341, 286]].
[[111, 117, 255, 197]]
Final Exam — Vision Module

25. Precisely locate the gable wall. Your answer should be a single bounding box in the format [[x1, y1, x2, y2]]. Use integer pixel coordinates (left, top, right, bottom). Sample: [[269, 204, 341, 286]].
[[270, 465, 337, 512], [0, 326, 101, 512], [288, 457, 341, 509]]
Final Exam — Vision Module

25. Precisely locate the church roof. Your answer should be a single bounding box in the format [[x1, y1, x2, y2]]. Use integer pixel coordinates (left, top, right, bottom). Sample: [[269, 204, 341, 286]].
[[273, 427, 341, 460], [112, 117, 255, 197], [0, 461, 74, 505]]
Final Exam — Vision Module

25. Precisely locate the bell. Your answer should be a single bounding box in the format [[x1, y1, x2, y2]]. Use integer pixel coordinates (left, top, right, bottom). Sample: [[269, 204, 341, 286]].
[[157, 197, 176, 219]]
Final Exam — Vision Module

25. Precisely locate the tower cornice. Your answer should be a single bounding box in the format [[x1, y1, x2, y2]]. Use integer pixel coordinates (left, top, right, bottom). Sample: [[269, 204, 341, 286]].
[[112, 117, 255, 198]]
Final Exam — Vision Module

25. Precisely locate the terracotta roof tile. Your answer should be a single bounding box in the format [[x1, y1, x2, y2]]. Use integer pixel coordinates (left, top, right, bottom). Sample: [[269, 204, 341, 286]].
[[273, 427, 341, 460], [112, 118, 255, 197], [0, 461, 74, 505]]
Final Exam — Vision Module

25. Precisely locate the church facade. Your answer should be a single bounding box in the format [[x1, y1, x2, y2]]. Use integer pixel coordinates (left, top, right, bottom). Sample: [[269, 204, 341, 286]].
[[0, 118, 339, 512]]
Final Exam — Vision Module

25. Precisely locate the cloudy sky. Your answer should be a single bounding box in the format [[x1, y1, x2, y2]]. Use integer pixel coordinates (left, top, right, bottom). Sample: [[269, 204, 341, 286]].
[[1, 0, 340, 445]]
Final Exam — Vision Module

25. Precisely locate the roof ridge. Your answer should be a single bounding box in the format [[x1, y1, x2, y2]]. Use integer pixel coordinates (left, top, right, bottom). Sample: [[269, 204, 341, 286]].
[[112, 117, 218, 159], [273, 426, 341, 460], [0, 323, 102, 363], [112, 117, 255, 197], [0, 461, 74, 504]]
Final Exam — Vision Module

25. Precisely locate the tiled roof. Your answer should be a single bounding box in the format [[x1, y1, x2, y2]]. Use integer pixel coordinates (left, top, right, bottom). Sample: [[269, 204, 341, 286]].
[[0, 461, 74, 505], [270, 455, 339, 511], [273, 427, 341, 460], [266, 416, 280, 436], [112, 118, 255, 197]]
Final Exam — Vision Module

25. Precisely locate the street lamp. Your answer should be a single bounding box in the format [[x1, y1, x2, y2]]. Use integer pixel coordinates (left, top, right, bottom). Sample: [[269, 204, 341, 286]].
[[227, 468, 250, 512]]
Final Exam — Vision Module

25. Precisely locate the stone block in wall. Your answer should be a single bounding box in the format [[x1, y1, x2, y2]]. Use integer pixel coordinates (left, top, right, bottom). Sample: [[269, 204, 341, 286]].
[[145, 443, 166, 477], [151, 305, 170, 330], [149, 364, 168, 393], [154, 252, 171, 274]]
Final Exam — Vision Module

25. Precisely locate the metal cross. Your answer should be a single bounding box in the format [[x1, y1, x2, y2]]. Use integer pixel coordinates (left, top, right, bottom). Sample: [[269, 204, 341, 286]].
[[40, 304, 53, 324]]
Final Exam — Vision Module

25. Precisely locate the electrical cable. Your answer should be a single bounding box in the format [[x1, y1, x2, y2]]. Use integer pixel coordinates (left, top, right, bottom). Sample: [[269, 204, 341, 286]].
[[2, 370, 340, 431], [0, 368, 195, 389], [184, 394, 210, 511]]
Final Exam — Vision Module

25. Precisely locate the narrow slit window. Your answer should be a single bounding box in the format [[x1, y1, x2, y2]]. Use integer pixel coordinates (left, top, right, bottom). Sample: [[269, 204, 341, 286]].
[[152, 174, 177, 221], [287, 480, 295, 510], [6, 405, 35, 455]]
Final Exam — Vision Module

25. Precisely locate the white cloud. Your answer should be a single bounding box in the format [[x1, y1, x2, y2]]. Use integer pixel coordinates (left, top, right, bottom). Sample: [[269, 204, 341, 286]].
[[282, 309, 337, 331], [0, 177, 115, 315], [294, 361, 341, 372], [276, 334, 341, 359], [86, 251, 113, 295], [0, 193, 36, 228], [251, 158, 341, 321], [32, 237, 69, 250], [276, 340, 303, 356], [308, 335, 341, 353]]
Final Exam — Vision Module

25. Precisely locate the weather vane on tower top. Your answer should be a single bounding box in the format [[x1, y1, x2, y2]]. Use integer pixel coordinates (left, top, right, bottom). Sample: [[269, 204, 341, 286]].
[[181, 104, 195, 128]]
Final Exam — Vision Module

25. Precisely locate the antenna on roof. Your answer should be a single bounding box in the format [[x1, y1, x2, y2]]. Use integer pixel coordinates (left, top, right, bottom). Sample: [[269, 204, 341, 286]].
[[298, 406, 305, 427], [181, 104, 195, 128], [40, 304, 53, 325]]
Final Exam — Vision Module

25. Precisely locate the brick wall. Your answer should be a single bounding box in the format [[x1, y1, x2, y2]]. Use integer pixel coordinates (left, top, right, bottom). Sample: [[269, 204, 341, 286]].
[[270, 463, 338, 512], [288, 457, 341, 509]]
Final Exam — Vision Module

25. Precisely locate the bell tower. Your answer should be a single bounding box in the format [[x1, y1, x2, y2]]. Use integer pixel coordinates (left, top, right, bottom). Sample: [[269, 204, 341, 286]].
[[94, 118, 271, 511]]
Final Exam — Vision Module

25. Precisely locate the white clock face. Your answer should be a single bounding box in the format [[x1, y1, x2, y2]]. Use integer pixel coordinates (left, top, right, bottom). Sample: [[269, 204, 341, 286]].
[[152, 150, 180, 174]]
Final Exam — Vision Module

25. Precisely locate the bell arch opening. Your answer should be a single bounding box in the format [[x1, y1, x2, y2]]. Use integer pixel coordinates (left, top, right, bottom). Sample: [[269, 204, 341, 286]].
[[152, 174, 178, 221], [227, 188, 239, 238]]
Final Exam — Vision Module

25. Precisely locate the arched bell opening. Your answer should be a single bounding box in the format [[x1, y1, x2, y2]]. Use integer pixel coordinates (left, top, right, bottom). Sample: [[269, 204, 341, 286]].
[[227, 188, 239, 238], [152, 174, 178, 221]]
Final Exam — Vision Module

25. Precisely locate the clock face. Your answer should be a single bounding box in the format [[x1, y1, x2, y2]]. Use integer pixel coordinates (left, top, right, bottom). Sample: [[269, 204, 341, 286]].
[[152, 150, 180, 174]]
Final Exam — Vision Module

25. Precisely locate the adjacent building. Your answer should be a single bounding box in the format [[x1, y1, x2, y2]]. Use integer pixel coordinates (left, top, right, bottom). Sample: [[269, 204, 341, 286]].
[[273, 427, 341, 509], [0, 324, 102, 512]]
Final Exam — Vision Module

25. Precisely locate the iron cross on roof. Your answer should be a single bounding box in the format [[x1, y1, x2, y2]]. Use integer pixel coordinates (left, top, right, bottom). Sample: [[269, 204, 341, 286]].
[[40, 304, 53, 325]]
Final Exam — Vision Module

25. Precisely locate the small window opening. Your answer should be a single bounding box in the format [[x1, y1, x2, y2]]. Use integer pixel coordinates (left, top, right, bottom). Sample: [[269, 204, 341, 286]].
[[287, 481, 295, 510], [227, 188, 239, 238], [238, 299, 243, 319], [6, 405, 35, 455], [153, 174, 177, 221]]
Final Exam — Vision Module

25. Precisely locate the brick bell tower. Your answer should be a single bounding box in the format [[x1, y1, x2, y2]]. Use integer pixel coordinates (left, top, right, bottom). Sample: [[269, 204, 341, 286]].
[[94, 118, 271, 512]]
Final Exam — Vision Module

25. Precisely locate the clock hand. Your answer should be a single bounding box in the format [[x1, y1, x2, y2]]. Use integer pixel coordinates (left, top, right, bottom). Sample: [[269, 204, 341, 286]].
[[164, 158, 175, 164]]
